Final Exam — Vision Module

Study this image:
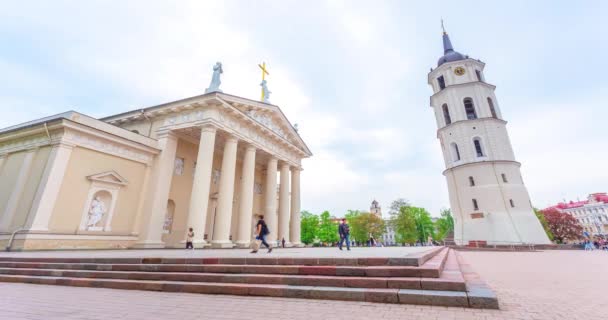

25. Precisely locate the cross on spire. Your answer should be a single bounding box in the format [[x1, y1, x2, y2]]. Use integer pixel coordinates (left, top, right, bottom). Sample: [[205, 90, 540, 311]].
[[441, 18, 446, 34], [258, 62, 270, 81]]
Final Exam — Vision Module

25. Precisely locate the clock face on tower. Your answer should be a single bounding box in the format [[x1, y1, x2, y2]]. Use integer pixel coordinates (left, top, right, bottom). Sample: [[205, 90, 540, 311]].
[[454, 67, 466, 76]]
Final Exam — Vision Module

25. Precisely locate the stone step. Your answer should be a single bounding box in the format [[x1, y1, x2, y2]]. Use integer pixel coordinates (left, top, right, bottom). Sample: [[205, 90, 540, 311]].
[[0, 267, 466, 291], [0, 274, 472, 307], [0, 248, 449, 278], [0, 261, 441, 278], [0, 247, 449, 278], [0, 246, 445, 267]]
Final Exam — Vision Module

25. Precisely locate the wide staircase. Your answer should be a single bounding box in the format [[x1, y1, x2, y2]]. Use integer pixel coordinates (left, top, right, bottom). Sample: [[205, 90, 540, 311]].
[[0, 247, 497, 308]]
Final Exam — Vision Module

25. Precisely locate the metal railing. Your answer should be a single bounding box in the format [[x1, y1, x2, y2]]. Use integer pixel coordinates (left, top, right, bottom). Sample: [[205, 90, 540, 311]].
[[5, 228, 28, 252]]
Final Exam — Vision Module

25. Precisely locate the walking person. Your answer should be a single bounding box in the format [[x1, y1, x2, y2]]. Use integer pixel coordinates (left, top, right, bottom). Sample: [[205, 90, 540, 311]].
[[251, 215, 273, 254], [185, 227, 194, 250], [338, 218, 351, 251], [281, 237, 286, 248]]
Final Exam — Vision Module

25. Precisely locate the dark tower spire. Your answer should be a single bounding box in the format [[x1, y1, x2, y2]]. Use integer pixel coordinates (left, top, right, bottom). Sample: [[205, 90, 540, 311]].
[[437, 20, 467, 66]]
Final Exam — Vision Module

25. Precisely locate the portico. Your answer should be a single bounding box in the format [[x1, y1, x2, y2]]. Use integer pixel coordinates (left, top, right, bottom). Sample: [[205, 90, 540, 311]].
[[106, 92, 311, 249]]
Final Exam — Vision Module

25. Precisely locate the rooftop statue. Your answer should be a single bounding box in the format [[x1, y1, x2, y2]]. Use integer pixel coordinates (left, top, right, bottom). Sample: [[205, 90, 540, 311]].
[[205, 62, 223, 93]]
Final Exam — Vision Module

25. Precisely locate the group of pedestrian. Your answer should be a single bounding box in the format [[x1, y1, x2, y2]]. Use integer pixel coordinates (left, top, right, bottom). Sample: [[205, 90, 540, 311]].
[[583, 238, 608, 251], [183, 216, 274, 253], [182, 216, 367, 253]]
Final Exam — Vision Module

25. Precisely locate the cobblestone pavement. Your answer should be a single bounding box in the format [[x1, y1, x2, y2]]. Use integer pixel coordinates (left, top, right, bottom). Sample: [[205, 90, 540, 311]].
[[1, 250, 607, 320]]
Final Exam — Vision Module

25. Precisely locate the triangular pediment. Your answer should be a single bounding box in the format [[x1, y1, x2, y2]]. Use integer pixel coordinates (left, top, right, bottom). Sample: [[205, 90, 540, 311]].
[[100, 91, 312, 157], [222, 96, 311, 155], [87, 171, 128, 186]]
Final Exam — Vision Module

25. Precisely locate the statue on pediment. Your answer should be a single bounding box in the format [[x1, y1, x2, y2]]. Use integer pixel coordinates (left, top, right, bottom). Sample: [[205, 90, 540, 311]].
[[205, 62, 223, 93], [260, 80, 271, 103]]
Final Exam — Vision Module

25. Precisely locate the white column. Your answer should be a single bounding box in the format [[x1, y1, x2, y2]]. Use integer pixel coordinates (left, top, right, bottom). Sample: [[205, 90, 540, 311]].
[[27, 143, 74, 231], [186, 125, 217, 247], [211, 136, 238, 248], [134, 132, 178, 248], [290, 167, 302, 246], [1, 149, 36, 232], [235, 145, 256, 248], [278, 162, 291, 245], [264, 157, 278, 243]]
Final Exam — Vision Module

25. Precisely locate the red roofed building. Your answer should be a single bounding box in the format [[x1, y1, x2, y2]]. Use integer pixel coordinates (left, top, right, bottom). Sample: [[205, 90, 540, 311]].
[[544, 193, 608, 236]]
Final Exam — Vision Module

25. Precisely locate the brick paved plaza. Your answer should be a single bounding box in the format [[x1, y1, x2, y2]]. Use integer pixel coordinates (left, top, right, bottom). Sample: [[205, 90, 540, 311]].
[[1, 249, 607, 319]]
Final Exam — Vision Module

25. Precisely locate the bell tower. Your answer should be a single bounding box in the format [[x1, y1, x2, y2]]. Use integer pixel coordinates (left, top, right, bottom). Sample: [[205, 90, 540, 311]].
[[427, 26, 550, 245]]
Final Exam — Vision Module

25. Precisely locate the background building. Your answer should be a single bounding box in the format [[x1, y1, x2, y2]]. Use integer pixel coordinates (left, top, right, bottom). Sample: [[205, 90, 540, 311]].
[[545, 193, 608, 236], [370, 200, 382, 217]]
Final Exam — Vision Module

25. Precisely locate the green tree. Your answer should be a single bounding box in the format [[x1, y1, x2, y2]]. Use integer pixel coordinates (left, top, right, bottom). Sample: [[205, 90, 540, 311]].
[[412, 207, 435, 243], [344, 210, 363, 242], [434, 208, 455, 241], [300, 210, 319, 245], [534, 208, 554, 242], [389, 198, 411, 216], [391, 206, 417, 244], [348, 212, 385, 243], [317, 211, 339, 244]]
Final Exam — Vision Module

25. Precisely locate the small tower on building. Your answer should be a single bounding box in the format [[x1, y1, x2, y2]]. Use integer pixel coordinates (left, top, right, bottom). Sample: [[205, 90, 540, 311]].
[[427, 25, 550, 245], [370, 200, 382, 217]]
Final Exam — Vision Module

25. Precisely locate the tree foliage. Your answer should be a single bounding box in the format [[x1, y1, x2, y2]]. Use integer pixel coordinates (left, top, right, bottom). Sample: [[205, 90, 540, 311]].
[[533, 208, 554, 242], [317, 211, 339, 244], [300, 210, 319, 245], [348, 212, 385, 242], [389, 198, 411, 216], [541, 208, 582, 243], [344, 210, 364, 242], [434, 208, 455, 241], [391, 206, 418, 244], [412, 207, 435, 243]]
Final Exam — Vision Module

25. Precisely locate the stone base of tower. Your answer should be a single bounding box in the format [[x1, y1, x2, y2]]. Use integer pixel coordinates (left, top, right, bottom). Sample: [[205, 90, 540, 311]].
[[453, 208, 551, 245], [445, 161, 551, 246]]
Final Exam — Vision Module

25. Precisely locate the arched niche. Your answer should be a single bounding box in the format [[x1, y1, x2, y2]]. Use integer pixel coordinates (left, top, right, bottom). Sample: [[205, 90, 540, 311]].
[[163, 199, 176, 234], [79, 171, 128, 232]]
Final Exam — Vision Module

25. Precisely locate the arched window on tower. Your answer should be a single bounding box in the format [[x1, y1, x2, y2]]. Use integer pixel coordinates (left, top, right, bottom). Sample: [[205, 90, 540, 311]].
[[464, 98, 477, 120], [469, 176, 475, 186], [473, 137, 484, 157], [442, 104, 451, 125], [437, 76, 446, 90], [450, 143, 461, 162], [487, 98, 498, 119]]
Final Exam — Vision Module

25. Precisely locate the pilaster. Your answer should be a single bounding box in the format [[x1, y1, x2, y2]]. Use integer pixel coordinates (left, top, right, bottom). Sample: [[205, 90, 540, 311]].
[[27, 143, 74, 231], [1, 148, 37, 232], [133, 132, 178, 248]]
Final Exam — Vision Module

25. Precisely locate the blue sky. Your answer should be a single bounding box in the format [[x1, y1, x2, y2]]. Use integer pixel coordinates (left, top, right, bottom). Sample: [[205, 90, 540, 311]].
[[1, 1, 607, 217]]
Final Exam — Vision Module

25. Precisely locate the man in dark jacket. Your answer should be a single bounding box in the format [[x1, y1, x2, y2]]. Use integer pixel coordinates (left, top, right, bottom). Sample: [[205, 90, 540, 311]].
[[338, 218, 351, 251]]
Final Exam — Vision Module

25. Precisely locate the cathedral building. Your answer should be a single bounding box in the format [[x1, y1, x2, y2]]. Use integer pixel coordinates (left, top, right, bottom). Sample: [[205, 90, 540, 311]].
[[0, 87, 311, 250], [428, 29, 550, 245]]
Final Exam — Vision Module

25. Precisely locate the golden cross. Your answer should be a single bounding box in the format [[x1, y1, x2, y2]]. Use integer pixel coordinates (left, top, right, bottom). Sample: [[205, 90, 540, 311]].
[[258, 62, 269, 80]]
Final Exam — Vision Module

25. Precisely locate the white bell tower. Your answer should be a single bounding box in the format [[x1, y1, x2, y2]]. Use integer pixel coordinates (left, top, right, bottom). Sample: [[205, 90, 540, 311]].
[[428, 26, 550, 245]]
